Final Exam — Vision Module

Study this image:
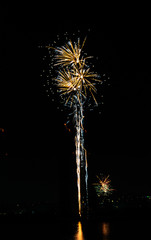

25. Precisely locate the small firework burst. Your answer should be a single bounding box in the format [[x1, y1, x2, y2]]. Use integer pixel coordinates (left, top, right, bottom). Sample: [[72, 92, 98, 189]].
[[93, 174, 114, 197]]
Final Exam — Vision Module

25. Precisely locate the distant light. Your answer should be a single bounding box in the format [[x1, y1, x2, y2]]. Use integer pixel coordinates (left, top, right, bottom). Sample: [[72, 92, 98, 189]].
[[146, 196, 151, 199]]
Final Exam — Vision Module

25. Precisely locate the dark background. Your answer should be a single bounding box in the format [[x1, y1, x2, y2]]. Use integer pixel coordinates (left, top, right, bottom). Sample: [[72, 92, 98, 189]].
[[0, 4, 151, 212]]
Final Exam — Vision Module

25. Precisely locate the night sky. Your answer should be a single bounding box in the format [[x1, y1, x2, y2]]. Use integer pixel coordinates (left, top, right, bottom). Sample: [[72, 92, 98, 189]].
[[1, 4, 151, 210]]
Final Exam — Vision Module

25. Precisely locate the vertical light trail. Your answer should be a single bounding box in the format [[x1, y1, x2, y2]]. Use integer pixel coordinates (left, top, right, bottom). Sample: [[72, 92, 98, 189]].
[[85, 149, 89, 210], [74, 94, 88, 217], [74, 98, 81, 216], [79, 95, 85, 214], [79, 96, 88, 217]]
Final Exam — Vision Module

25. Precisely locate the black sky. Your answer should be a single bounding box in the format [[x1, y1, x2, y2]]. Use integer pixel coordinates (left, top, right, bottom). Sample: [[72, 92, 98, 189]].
[[0, 4, 151, 208]]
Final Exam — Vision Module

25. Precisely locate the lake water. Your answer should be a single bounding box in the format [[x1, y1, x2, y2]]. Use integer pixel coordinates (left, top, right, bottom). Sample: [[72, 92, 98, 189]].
[[55, 219, 150, 240], [0, 217, 150, 239]]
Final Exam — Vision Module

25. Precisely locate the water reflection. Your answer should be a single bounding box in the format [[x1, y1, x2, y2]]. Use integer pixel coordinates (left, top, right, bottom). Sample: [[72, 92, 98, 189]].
[[74, 221, 85, 240], [101, 222, 110, 240]]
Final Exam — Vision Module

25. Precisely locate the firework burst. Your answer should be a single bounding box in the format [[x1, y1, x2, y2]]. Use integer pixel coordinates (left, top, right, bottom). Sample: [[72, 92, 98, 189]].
[[40, 34, 105, 217], [55, 67, 100, 106], [53, 38, 88, 67], [52, 37, 97, 217], [52, 37, 100, 216], [51, 38, 101, 107], [94, 174, 114, 197]]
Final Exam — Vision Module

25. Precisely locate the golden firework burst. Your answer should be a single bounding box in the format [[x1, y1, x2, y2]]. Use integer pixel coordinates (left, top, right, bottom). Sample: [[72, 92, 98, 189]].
[[55, 68, 76, 95], [53, 38, 87, 67], [56, 66, 100, 105]]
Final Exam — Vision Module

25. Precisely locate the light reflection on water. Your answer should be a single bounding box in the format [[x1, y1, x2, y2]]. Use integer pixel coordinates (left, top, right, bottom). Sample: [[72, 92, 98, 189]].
[[101, 222, 110, 240], [72, 219, 149, 240], [73, 221, 110, 240], [6, 218, 149, 240], [74, 221, 85, 240]]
